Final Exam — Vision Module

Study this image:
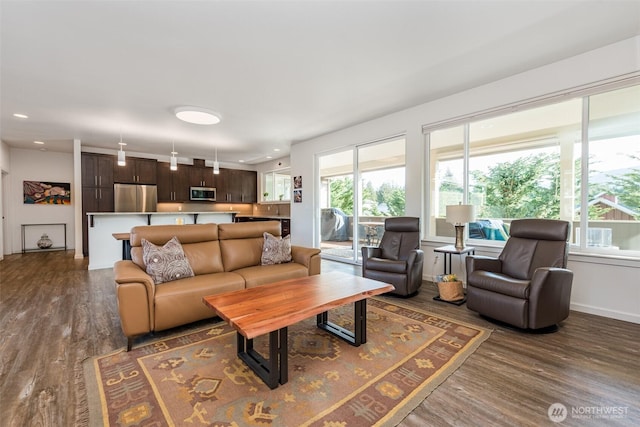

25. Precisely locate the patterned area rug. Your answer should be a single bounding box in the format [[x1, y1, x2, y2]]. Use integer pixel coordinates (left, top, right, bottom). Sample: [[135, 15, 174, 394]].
[[84, 298, 490, 426]]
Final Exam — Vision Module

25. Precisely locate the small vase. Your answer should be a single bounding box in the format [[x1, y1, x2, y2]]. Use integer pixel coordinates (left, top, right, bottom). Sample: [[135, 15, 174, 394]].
[[37, 233, 53, 249]]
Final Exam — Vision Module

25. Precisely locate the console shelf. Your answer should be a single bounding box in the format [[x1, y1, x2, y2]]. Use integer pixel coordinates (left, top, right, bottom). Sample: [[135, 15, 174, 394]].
[[21, 223, 67, 253]]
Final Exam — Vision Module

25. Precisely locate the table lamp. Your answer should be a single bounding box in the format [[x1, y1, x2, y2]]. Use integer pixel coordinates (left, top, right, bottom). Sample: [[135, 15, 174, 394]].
[[446, 203, 476, 250]]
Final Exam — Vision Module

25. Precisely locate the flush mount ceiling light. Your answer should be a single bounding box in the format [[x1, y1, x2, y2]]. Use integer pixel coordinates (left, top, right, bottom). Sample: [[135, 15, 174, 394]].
[[175, 106, 221, 125], [13, 113, 28, 119]]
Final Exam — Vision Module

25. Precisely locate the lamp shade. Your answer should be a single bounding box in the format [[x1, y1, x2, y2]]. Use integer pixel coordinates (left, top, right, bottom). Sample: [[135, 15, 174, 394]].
[[446, 204, 475, 225]]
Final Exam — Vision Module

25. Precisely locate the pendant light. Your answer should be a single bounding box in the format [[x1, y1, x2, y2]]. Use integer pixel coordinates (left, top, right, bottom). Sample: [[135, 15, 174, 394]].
[[170, 141, 178, 171], [213, 146, 220, 175], [117, 134, 126, 166]]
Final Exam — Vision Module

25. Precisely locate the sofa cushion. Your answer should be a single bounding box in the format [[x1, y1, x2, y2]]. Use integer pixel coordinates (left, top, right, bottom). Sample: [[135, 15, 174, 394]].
[[366, 257, 407, 274], [261, 232, 292, 265], [141, 236, 194, 284], [468, 270, 530, 299], [183, 241, 224, 275], [234, 263, 309, 288], [153, 272, 245, 331], [220, 238, 264, 271], [130, 223, 218, 270]]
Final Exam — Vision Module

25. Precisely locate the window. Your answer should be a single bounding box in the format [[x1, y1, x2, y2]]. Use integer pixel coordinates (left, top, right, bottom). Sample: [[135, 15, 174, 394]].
[[262, 169, 291, 201], [581, 85, 640, 250], [426, 83, 640, 255]]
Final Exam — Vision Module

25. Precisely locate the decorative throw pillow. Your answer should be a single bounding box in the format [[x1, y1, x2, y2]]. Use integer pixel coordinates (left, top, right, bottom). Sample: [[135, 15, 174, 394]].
[[261, 232, 292, 265], [141, 236, 194, 284]]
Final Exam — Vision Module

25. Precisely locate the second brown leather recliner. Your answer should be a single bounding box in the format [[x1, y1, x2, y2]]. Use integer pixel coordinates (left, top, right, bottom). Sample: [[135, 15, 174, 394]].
[[361, 217, 424, 296], [466, 218, 573, 330]]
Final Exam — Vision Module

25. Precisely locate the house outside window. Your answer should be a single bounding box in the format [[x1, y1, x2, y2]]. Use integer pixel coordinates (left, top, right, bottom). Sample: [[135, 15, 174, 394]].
[[426, 83, 640, 255]]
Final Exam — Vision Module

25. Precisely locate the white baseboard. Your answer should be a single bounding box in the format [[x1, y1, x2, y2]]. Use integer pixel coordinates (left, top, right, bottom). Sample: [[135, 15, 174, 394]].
[[570, 302, 640, 325]]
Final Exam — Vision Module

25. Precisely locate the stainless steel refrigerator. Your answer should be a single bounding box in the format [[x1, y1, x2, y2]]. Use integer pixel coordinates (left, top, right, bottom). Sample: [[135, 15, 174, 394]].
[[114, 184, 158, 212]]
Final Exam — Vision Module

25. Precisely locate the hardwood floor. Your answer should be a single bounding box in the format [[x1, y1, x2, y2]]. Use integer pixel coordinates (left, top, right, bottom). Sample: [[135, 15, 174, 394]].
[[0, 251, 638, 426]]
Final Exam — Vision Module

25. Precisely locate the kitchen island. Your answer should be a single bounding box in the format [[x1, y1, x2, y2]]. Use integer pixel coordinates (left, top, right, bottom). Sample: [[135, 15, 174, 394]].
[[86, 211, 236, 270]]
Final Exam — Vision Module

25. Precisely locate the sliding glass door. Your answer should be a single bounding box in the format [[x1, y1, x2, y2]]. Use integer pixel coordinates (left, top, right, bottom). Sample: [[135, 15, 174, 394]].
[[319, 149, 355, 261], [318, 137, 406, 263]]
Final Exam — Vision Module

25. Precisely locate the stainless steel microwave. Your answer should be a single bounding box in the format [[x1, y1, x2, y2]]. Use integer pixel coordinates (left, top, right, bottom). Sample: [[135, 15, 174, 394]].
[[190, 187, 216, 201]]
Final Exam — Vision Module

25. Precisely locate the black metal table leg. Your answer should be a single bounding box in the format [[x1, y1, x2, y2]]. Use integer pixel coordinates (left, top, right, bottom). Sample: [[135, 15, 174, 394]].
[[317, 299, 367, 346], [237, 328, 288, 389]]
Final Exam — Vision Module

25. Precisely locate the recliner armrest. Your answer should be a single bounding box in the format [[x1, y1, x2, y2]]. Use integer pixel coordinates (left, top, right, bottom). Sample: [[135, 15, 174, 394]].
[[361, 246, 381, 260], [361, 246, 382, 272], [465, 255, 502, 275], [528, 267, 573, 328]]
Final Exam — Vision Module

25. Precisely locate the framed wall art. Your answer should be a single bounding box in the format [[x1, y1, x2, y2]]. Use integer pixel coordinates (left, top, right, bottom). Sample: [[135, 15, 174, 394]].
[[23, 180, 71, 205]]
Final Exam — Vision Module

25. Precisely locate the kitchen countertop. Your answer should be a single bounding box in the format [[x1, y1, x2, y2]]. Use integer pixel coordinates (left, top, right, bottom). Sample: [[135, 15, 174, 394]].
[[235, 214, 290, 219], [87, 211, 240, 215]]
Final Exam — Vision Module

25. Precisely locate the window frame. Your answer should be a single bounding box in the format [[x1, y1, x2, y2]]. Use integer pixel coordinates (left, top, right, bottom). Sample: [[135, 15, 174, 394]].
[[423, 77, 640, 257]]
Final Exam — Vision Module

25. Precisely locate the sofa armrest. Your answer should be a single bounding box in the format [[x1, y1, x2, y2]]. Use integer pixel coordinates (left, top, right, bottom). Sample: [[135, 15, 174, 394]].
[[113, 260, 156, 338], [528, 267, 573, 328], [465, 255, 502, 276], [291, 245, 322, 276]]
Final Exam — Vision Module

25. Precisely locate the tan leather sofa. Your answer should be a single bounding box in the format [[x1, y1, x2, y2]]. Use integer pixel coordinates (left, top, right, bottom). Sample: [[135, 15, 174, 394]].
[[114, 221, 321, 350]]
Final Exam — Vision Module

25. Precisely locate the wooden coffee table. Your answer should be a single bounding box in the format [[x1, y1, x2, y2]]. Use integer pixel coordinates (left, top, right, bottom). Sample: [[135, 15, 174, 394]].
[[203, 272, 394, 389]]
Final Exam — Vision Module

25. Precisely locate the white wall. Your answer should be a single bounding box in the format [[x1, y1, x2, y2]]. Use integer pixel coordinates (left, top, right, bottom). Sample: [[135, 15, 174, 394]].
[[5, 148, 75, 253], [291, 36, 640, 324]]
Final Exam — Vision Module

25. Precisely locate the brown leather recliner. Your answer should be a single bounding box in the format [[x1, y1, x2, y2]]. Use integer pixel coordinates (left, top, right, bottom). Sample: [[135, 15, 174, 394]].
[[466, 218, 573, 330], [362, 217, 424, 296]]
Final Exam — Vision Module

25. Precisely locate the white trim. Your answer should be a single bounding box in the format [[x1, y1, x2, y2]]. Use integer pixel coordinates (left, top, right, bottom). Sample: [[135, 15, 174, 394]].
[[422, 72, 640, 134], [570, 303, 640, 325]]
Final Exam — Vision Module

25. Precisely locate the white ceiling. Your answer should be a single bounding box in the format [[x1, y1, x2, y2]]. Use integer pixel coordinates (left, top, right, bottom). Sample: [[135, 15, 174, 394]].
[[2, 1, 639, 165]]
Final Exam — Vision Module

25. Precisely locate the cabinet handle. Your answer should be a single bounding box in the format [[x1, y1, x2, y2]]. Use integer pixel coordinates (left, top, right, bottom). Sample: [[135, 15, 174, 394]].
[[95, 189, 98, 199], [99, 188, 102, 199], [99, 176, 102, 186], [94, 176, 97, 186]]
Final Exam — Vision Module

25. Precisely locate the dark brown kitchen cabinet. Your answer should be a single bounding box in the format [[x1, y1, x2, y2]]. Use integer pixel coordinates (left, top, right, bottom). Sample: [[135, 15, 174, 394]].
[[81, 153, 115, 255], [82, 152, 114, 188], [189, 165, 215, 187], [157, 162, 189, 202], [114, 157, 157, 184], [216, 168, 257, 203]]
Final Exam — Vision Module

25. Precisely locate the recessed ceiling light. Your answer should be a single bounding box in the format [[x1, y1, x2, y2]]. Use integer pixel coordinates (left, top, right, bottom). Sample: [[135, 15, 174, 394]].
[[266, 156, 273, 159], [238, 159, 245, 163], [13, 113, 28, 119], [174, 106, 221, 125], [34, 141, 45, 145], [274, 148, 281, 152]]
